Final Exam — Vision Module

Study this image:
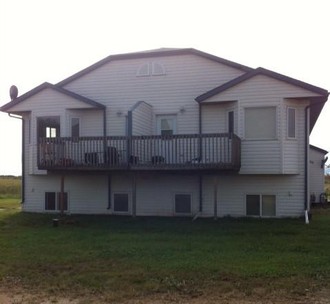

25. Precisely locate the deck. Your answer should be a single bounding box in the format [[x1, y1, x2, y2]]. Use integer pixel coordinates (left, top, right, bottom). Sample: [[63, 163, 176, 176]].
[[38, 133, 241, 172]]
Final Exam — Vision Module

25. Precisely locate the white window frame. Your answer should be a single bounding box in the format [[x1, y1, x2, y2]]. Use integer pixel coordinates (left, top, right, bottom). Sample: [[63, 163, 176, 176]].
[[156, 115, 177, 136], [244, 106, 277, 140], [287, 107, 296, 139]]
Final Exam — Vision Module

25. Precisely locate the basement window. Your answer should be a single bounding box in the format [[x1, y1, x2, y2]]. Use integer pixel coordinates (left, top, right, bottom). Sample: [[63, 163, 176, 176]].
[[45, 192, 56, 210], [175, 194, 191, 215], [113, 193, 129, 213], [45, 192, 68, 211], [246, 194, 276, 217]]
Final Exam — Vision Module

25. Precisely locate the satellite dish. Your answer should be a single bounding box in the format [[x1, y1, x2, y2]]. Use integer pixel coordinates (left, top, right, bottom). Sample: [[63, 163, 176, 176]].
[[10, 85, 18, 100]]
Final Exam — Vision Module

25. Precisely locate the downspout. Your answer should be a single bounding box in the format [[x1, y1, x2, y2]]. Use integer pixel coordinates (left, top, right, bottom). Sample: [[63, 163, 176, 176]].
[[304, 106, 310, 224], [8, 113, 25, 204]]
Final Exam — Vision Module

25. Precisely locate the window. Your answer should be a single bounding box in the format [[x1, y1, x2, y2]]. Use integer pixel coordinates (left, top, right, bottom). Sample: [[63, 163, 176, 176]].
[[113, 193, 129, 213], [287, 108, 296, 138], [245, 107, 276, 139], [45, 192, 68, 211], [37, 116, 60, 139], [228, 111, 234, 133], [156, 115, 176, 136], [175, 194, 191, 215], [137, 62, 165, 77], [246, 194, 276, 216], [71, 118, 80, 138], [45, 192, 56, 210]]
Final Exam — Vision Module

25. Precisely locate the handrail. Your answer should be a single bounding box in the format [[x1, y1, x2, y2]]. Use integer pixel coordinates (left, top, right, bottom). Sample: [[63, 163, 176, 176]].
[[38, 133, 241, 171]]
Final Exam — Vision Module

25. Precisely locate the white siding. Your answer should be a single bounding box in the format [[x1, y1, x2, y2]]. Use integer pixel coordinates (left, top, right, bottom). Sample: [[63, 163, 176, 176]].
[[23, 174, 108, 214], [281, 100, 308, 174], [309, 148, 326, 203], [135, 173, 199, 216], [66, 109, 103, 137], [201, 102, 237, 134], [202, 174, 305, 217], [131, 101, 153, 136], [200, 75, 317, 175], [63, 54, 245, 136]]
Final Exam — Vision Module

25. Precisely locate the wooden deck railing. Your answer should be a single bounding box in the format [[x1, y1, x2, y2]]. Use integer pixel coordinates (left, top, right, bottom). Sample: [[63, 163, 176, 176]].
[[38, 133, 241, 171]]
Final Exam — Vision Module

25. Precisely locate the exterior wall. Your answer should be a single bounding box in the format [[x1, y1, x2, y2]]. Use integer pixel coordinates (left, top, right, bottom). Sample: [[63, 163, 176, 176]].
[[309, 147, 326, 203], [22, 171, 305, 217], [135, 173, 199, 216], [20, 90, 104, 175], [202, 174, 304, 217], [66, 109, 103, 137], [201, 101, 237, 134], [23, 174, 109, 214], [201, 75, 315, 174], [63, 54, 245, 136]]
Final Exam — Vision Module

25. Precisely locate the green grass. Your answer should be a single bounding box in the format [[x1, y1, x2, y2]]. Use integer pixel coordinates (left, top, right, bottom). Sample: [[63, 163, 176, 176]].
[[0, 198, 330, 302]]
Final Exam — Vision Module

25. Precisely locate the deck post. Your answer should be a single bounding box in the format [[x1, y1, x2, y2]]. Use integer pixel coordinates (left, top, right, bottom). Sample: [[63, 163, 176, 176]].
[[132, 173, 137, 217], [199, 174, 203, 212], [213, 175, 218, 220], [107, 174, 111, 210]]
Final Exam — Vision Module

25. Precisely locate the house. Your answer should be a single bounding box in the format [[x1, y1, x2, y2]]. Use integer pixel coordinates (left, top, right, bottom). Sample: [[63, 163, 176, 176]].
[[1, 48, 328, 217], [309, 145, 328, 204]]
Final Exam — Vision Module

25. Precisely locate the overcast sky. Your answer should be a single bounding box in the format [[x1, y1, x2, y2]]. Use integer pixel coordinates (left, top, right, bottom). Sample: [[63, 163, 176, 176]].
[[1, 0, 329, 175]]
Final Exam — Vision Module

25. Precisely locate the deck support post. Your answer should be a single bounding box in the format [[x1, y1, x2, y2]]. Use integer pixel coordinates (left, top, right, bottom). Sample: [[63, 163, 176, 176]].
[[59, 174, 65, 216], [107, 174, 112, 210], [199, 174, 203, 213], [132, 173, 137, 217], [213, 175, 218, 220]]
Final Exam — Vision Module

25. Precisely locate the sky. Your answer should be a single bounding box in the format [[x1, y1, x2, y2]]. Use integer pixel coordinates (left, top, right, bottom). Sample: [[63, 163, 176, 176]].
[[0, 0, 329, 175]]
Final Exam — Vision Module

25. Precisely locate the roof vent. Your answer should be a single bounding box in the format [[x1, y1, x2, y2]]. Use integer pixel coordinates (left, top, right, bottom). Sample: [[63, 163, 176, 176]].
[[10, 85, 18, 100]]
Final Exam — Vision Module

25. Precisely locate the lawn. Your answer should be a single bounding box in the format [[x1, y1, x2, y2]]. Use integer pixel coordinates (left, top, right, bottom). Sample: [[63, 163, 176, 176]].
[[0, 198, 330, 303]]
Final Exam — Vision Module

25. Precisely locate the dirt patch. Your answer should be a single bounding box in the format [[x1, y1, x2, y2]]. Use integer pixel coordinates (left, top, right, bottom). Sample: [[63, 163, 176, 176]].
[[0, 288, 329, 304]]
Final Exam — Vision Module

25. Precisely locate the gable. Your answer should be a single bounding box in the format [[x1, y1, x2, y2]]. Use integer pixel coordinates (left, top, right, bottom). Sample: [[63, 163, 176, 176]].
[[197, 74, 325, 103], [57, 48, 252, 87], [196, 66, 328, 103], [0, 83, 104, 113], [61, 53, 247, 106]]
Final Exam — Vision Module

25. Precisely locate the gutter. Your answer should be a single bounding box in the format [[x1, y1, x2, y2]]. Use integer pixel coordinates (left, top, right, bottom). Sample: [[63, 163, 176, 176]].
[[8, 113, 25, 204]]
